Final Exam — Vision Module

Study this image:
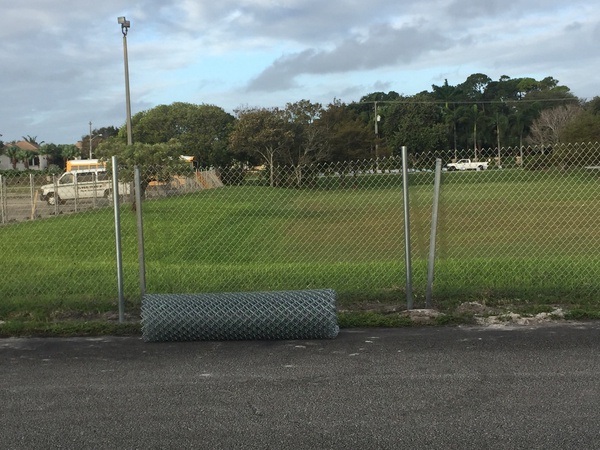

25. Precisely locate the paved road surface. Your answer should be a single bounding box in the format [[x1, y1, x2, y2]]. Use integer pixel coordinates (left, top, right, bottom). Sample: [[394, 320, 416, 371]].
[[2, 323, 600, 449]]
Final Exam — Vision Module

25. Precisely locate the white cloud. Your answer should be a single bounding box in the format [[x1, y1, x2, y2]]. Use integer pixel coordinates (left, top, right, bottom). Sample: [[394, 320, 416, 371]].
[[0, 0, 598, 144]]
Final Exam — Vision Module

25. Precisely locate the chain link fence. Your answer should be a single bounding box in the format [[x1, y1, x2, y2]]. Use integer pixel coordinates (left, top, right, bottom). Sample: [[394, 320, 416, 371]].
[[1, 142, 599, 320]]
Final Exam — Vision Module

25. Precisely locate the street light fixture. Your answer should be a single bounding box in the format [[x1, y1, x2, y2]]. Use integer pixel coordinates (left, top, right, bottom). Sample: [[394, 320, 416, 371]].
[[118, 16, 133, 146]]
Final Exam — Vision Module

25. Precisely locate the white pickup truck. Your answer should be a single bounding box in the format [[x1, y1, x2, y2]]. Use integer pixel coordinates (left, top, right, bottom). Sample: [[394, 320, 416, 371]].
[[39, 169, 131, 205], [446, 159, 489, 171]]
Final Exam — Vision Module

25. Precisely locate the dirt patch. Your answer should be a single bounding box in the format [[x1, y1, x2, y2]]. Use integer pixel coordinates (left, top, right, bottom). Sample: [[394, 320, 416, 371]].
[[401, 308, 444, 324], [454, 301, 496, 316], [475, 307, 565, 326]]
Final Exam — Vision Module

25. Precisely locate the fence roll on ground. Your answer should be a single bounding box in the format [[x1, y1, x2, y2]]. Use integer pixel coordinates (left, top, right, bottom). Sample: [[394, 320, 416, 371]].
[[141, 289, 339, 342]]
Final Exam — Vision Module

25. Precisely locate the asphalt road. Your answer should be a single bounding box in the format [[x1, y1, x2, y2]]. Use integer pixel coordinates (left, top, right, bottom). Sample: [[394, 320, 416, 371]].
[[2, 323, 600, 449]]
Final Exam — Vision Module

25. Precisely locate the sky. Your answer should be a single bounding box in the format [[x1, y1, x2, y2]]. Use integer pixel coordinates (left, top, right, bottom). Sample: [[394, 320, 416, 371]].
[[1, 0, 599, 145]]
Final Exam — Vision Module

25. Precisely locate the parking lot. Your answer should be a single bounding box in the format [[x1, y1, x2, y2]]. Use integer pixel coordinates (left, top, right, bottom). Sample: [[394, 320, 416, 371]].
[[2, 323, 600, 449]]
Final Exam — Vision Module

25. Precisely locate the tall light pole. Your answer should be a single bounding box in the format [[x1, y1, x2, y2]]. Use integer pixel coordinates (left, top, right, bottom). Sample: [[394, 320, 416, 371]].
[[118, 16, 133, 146]]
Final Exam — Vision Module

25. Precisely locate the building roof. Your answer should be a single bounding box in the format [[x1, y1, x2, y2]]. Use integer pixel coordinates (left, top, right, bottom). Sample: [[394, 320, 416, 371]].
[[3, 141, 40, 152]]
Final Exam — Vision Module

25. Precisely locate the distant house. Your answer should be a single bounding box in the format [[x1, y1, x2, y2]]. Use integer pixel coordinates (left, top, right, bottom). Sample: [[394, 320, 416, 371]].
[[0, 141, 49, 171]]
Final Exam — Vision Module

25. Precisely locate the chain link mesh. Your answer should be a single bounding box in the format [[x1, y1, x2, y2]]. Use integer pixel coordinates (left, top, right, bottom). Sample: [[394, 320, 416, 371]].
[[1, 143, 599, 322], [141, 289, 339, 342], [0, 171, 138, 320]]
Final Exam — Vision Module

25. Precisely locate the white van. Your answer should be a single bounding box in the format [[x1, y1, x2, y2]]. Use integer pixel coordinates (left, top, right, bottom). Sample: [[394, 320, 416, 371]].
[[39, 169, 130, 205]]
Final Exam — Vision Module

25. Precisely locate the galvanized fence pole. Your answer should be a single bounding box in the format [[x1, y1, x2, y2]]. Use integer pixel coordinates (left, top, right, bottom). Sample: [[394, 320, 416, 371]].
[[92, 174, 97, 208], [425, 158, 442, 308], [30, 173, 38, 221], [134, 166, 146, 297], [53, 175, 59, 216], [0, 175, 5, 224], [401, 146, 414, 309], [112, 156, 125, 322], [74, 175, 79, 212]]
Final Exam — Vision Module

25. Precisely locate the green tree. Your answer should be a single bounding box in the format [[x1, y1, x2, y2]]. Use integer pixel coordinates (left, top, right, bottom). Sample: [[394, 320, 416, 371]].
[[549, 97, 600, 169], [60, 144, 81, 162], [432, 79, 462, 154], [461, 104, 488, 159], [229, 107, 295, 187], [40, 143, 62, 167], [318, 100, 373, 163], [382, 95, 447, 154], [282, 100, 328, 186], [95, 139, 188, 199], [283, 99, 328, 165], [16, 149, 36, 169], [21, 135, 43, 146], [5, 145, 19, 170], [127, 102, 235, 168], [561, 98, 600, 143], [459, 73, 492, 101]]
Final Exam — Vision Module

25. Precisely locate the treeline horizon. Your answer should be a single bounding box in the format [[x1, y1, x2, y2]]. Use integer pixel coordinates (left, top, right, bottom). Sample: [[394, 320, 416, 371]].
[[6, 73, 600, 171]]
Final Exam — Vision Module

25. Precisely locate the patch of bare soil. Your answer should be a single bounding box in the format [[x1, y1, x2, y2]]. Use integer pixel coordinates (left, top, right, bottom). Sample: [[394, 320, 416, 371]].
[[474, 307, 566, 327]]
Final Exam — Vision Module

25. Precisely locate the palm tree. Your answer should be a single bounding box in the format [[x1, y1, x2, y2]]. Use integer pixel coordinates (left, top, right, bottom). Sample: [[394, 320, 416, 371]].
[[432, 80, 461, 157], [60, 144, 81, 162], [5, 145, 19, 170], [22, 135, 42, 147], [17, 150, 36, 169]]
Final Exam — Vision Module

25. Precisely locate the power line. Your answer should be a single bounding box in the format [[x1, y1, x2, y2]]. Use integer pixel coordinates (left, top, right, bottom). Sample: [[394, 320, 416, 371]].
[[359, 97, 579, 106]]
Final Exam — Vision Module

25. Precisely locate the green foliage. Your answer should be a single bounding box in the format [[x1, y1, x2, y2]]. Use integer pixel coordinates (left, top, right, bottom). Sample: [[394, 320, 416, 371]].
[[551, 142, 600, 168], [95, 140, 190, 192], [358, 74, 577, 153], [229, 107, 296, 186], [8, 73, 596, 168], [317, 100, 373, 162], [0, 321, 140, 338], [60, 144, 81, 161], [5, 145, 19, 169], [561, 110, 600, 144], [126, 102, 236, 167], [383, 95, 448, 154]]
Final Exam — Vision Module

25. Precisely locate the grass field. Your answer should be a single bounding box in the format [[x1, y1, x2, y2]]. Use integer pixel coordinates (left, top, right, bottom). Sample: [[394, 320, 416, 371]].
[[1, 168, 600, 333]]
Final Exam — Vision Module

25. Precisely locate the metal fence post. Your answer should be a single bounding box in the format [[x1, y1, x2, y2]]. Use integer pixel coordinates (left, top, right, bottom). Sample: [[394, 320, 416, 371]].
[[112, 156, 125, 322], [0, 175, 5, 224], [426, 158, 442, 308], [53, 175, 59, 217], [401, 146, 414, 309], [74, 174, 79, 212], [29, 173, 36, 221], [134, 166, 146, 297], [92, 174, 97, 208]]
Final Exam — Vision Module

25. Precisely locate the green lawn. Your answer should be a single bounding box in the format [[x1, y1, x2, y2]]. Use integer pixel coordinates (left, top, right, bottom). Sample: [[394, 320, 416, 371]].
[[1, 168, 599, 325]]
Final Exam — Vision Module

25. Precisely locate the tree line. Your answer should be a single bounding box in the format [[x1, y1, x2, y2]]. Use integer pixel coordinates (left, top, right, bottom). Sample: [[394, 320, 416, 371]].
[[3, 73, 600, 173]]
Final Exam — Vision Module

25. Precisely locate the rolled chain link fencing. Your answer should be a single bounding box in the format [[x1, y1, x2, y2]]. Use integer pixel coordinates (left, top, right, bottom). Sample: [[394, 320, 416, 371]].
[[1, 143, 600, 326], [141, 289, 339, 342]]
